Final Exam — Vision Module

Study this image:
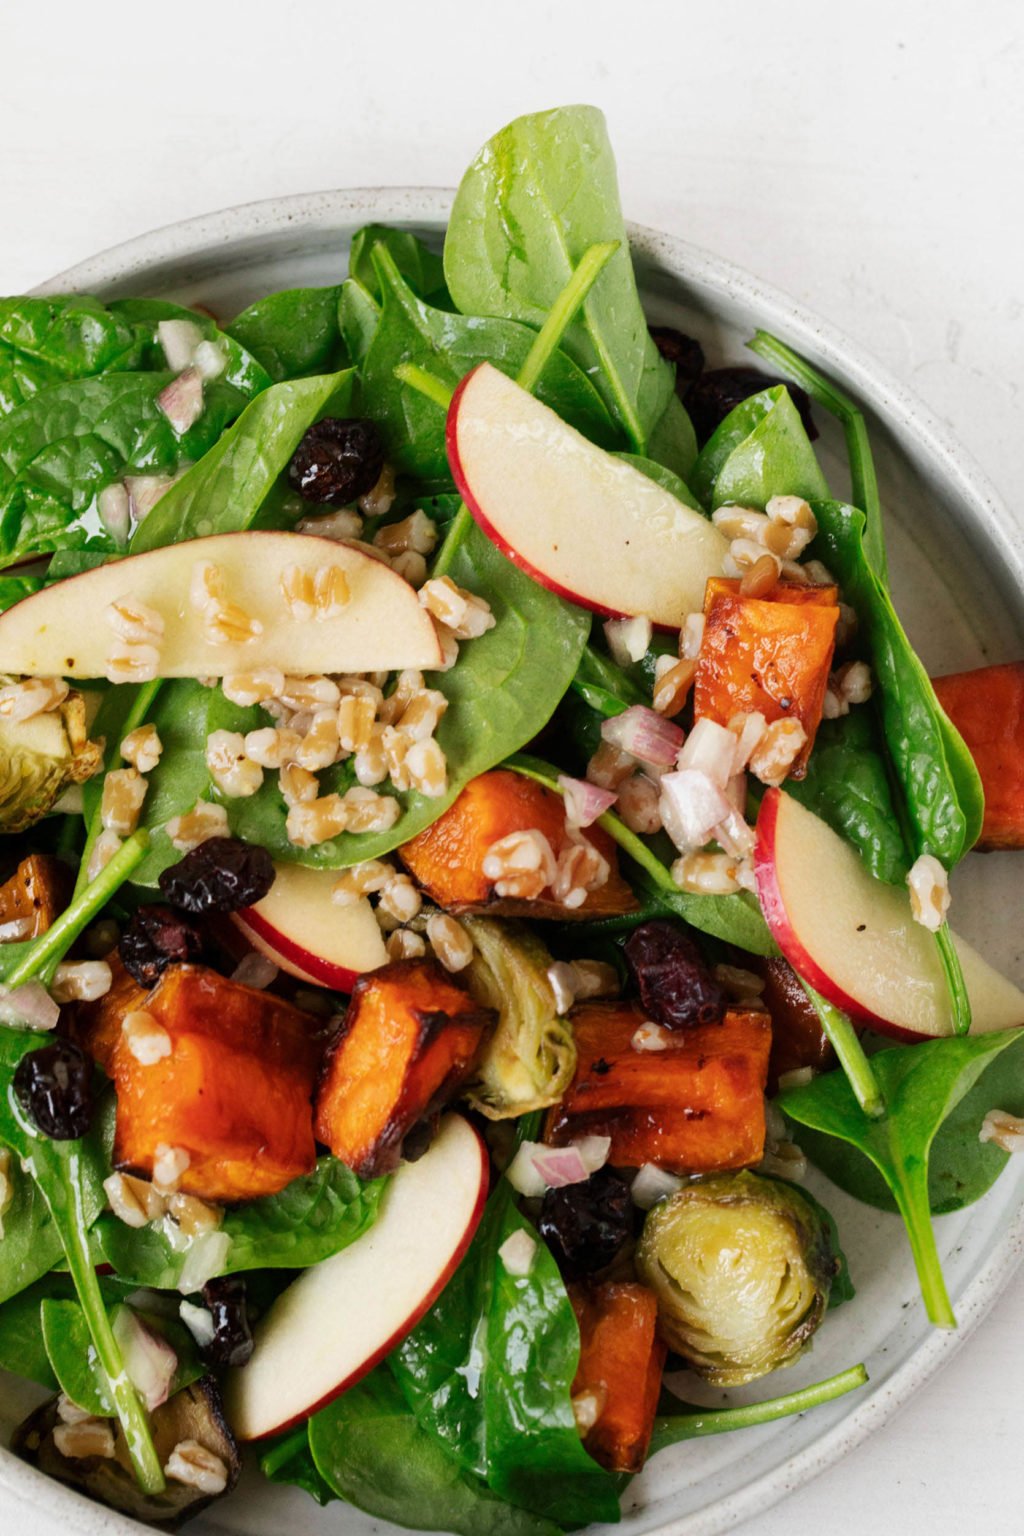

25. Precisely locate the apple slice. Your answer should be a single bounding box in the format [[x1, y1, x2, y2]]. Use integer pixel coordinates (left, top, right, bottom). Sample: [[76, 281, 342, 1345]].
[[231, 862, 387, 991], [755, 788, 1024, 1040], [447, 362, 729, 627], [226, 1113, 488, 1440], [0, 531, 442, 678]]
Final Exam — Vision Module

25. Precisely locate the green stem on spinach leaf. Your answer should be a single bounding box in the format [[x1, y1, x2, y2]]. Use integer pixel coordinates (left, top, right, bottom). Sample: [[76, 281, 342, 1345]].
[[5, 831, 149, 990], [515, 241, 619, 395], [392, 362, 455, 412], [935, 925, 971, 1037], [748, 330, 886, 579], [800, 982, 885, 1119], [650, 1364, 869, 1456], [74, 679, 163, 903], [890, 1164, 957, 1329]]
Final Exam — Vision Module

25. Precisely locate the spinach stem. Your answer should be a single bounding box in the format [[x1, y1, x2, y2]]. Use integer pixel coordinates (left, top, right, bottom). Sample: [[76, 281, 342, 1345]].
[[800, 981, 886, 1119], [650, 1363, 869, 1455], [5, 830, 149, 989], [74, 679, 163, 902], [935, 925, 972, 1037], [54, 1153, 165, 1491], [431, 506, 473, 579], [891, 1168, 957, 1329], [393, 362, 454, 411], [515, 241, 619, 395]]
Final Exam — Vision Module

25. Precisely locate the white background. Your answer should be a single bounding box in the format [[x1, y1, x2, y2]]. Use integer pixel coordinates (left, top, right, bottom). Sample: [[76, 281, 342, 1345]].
[[2, 0, 1023, 1530]]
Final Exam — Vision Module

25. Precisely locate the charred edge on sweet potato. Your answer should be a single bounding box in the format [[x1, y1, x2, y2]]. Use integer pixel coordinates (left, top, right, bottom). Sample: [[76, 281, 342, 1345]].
[[314, 958, 494, 1178], [569, 1281, 667, 1474], [399, 769, 637, 919], [932, 661, 1024, 850], [0, 854, 68, 941]]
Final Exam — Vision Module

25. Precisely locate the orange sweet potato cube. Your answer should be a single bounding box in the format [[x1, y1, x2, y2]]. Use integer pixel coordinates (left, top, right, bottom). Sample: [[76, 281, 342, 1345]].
[[932, 662, 1024, 850], [314, 958, 494, 1178], [694, 578, 839, 776], [0, 854, 67, 941], [545, 1002, 771, 1174], [569, 1281, 667, 1474], [399, 769, 637, 920], [112, 964, 321, 1203]]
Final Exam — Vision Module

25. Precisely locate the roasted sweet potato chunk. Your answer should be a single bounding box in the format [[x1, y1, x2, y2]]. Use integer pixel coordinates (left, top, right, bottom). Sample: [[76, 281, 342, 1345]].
[[932, 662, 1024, 850], [112, 964, 322, 1203], [399, 770, 637, 919], [0, 854, 67, 942], [694, 578, 839, 776], [545, 1001, 771, 1173], [569, 1281, 667, 1474], [75, 956, 150, 1072], [314, 958, 494, 1178]]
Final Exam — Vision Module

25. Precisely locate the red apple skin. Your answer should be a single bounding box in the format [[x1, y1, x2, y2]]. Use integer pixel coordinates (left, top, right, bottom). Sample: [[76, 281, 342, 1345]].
[[230, 907, 362, 993], [245, 1120, 490, 1439], [446, 367, 635, 623]]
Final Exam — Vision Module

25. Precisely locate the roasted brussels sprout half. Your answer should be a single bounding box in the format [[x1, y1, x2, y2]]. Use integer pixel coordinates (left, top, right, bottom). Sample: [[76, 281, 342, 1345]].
[[13, 1378, 240, 1524], [460, 917, 576, 1118], [636, 1171, 837, 1385], [0, 685, 101, 832]]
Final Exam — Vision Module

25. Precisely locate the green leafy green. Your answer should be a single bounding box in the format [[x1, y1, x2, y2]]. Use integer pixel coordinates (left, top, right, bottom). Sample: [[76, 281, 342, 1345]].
[[95, 1156, 386, 1288], [260, 1426, 338, 1506], [690, 385, 829, 511], [444, 105, 676, 456], [650, 1364, 868, 1457], [41, 1298, 203, 1417], [391, 1181, 620, 1528], [787, 711, 910, 884], [0, 1154, 67, 1305], [308, 1368, 563, 1536], [0, 572, 42, 611], [0, 1276, 70, 1388], [105, 298, 271, 397], [226, 287, 345, 382], [338, 278, 380, 366], [570, 642, 648, 717], [129, 369, 354, 552], [349, 224, 448, 305], [0, 296, 149, 417], [780, 1028, 1024, 1327]]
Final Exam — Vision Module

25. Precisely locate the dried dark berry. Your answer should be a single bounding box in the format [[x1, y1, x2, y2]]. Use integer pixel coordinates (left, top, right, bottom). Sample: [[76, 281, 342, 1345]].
[[287, 417, 385, 504], [119, 904, 204, 987], [158, 837, 274, 916], [649, 326, 705, 396], [685, 366, 818, 447], [539, 1167, 633, 1279], [623, 919, 725, 1029], [201, 1276, 254, 1368], [14, 1040, 93, 1141]]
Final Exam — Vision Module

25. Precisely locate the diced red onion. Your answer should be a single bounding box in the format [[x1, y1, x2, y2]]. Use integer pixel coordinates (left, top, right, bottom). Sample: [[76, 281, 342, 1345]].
[[630, 1163, 684, 1210], [725, 773, 747, 815], [558, 774, 617, 829], [192, 339, 227, 381], [157, 318, 204, 372], [125, 475, 176, 525], [676, 717, 737, 789], [112, 1306, 177, 1411], [659, 769, 732, 853], [0, 982, 60, 1032], [497, 1229, 536, 1277], [505, 1140, 550, 1198], [176, 1229, 232, 1294], [602, 706, 684, 770], [531, 1145, 592, 1187], [603, 616, 652, 667], [729, 711, 768, 772], [573, 1135, 611, 1174], [714, 807, 757, 859], [157, 367, 204, 434], [97, 483, 131, 545]]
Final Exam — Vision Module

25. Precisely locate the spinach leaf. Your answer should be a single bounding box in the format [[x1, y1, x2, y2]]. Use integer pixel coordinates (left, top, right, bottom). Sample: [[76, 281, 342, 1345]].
[[644, 392, 699, 484], [308, 1368, 563, 1536], [786, 711, 910, 884], [0, 1275, 71, 1388], [779, 1028, 1024, 1327], [260, 1425, 338, 1506], [338, 278, 380, 366], [391, 1182, 620, 1529], [129, 369, 354, 552], [95, 1155, 385, 1287], [690, 385, 829, 511], [349, 224, 448, 305], [792, 1032, 1024, 1217], [106, 298, 272, 397], [0, 1144, 65, 1304], [359, 248, 617, 482], [41, 1298, 203, 1417], [443, 105, 676, 455], [571, 643, 648, 717], [650, 1364, 868, 1457], [0, 572, 43, 612], [0, 296, 147, 395], [226, 287, 345, 382], [810, 500, 984, 866]]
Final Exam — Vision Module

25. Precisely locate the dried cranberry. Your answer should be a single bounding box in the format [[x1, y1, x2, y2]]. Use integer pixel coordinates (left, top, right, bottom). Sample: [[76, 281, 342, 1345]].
[[201, 1277, 254, 1368], [649, 326, 705, 396], [686, 366, 818, 446], [287, 418, 385, 504], [158, 837, 274, 916], [623, 920, 725, 1029], [539, 1168, 633, 1279], [119, 904, 204, 987], [14, 1040, 93, 1141]]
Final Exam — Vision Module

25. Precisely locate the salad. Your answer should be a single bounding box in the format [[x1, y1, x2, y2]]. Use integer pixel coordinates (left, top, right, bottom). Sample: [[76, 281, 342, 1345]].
[[0, 102, 1021, 1533]]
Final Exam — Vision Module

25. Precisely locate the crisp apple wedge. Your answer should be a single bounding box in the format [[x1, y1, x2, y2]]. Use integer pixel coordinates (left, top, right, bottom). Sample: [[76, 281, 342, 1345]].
[[447, 363, 728, 627], [755, 788, 1024, 1040], [0, 531, 442, 678], [231, 862, 387, 991], [226, 1113, 488, 1440]]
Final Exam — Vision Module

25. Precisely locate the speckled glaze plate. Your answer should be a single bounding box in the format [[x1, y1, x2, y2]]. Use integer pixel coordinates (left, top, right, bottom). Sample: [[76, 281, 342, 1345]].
[[2, 189, 1022, 1536]]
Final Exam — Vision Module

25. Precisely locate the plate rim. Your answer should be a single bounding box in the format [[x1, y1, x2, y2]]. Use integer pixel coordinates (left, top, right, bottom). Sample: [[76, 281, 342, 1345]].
[[0, 184, 1018, 1536]]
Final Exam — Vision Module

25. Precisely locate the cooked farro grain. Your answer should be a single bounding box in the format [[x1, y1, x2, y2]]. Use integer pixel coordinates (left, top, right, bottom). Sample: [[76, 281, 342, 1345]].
[[86, 828, 124, 881], [294, 709, 342, 771], [279, 675, 341, 711], [343, 786, 402, 834], [54, 1419, 117, 1461], [205, 730, 264, 798], [739, 551, 783, 598], [101, 767, 147, 835], [404, 738, 448, 798], [426, 913, 473, 972], [165, 799, 230, 851], [52, 961, 112, 1004], [353, 726, 389, 787], [748, 717, 808, 786], [337, 694, 377, 754], [374, 510, 438, 557], [243, 727, 303, 769], [104, 641, 161, 685], [103, 1170, 167, 1228], [979, 1109, 1024, 1154], [296, 507, 364, 541], [386, 928, 427, 961], [652, 656, 696, 717], [377, 875, 422, 925], [164, 1441, 229, 1495], [671, 850, 743, 895], [105, 594, 166, 644], [358, 462, 396, 518], [615, 772, 663, 835], [121, 723, 163, 774], [0, 676, 69, 721], [286, 795, 349, 848], [332, 860, 395, 905], [221, 668, 286, 707], [202, 601, 263, 647], [586, 740, 635, 790], [189, 560, 225, 613], [278, 762, 319, 807]]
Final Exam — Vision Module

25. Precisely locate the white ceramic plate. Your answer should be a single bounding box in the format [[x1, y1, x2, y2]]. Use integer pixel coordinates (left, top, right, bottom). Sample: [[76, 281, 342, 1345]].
[[2, 190, 1022, 1536]]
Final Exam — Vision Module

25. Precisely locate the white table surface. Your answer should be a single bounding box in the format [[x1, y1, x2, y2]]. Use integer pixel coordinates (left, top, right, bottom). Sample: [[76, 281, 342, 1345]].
[[2, 0, 1022, 1531]]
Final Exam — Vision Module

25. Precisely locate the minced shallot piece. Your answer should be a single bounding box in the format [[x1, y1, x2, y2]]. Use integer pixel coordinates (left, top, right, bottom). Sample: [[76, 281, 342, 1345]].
[[601, 705, 684, 770], [906, 853, 951, 932], [676, 716, 737, 789], [497, 1229, 536, 1277], [157, 367, 204, 434], [603, 615, 652, 666], [558, 774, 617, 829], [659, 769, 732, 853]]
